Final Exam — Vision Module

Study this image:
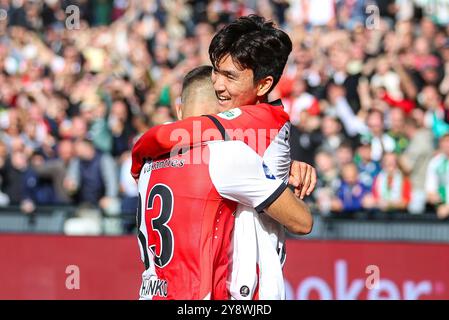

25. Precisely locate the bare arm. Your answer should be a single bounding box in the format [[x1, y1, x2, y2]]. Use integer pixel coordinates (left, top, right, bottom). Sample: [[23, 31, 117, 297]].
[[209, 141, 314, 236], [265, 188, 313, 235]]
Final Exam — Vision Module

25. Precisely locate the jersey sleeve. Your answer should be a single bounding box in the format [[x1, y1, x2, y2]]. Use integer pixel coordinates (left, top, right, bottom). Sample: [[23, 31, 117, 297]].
[[208, 103, 290, 156], [208, 141, 287, 213], [131, 116, 222, 179]]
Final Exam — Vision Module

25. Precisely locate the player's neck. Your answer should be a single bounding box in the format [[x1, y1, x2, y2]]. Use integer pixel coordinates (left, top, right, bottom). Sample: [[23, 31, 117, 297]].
[[255, 95, 269, 105]]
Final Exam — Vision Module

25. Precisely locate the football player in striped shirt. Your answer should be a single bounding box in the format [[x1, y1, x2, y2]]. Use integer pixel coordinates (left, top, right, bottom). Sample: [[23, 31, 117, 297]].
[[137, 66, 312, 300], [133, 15, 317, 299]]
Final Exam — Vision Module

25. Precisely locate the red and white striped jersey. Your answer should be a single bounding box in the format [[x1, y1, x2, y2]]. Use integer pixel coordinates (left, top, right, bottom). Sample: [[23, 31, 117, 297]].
[[137, 140, 287, 300], [132, 100, 291, 300]]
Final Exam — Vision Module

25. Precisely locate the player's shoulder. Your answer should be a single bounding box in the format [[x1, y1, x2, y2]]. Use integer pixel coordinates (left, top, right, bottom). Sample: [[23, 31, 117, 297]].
[[207, 140, 260, 166], [214, 100, 289, 129], [207, 140, 252, 153], [239, 99, 289, 121]]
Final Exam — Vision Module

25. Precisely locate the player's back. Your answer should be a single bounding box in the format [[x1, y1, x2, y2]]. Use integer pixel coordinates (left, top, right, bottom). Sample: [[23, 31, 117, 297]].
[[137, 145, 236, 300], [132, 101, 293, 300]]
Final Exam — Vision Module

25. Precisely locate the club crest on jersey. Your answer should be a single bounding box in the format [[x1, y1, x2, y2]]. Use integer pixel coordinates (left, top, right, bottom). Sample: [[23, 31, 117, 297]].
[[217, 108, 242, 120], [240, 285, 250, 297], [262, 162, 275, 180]]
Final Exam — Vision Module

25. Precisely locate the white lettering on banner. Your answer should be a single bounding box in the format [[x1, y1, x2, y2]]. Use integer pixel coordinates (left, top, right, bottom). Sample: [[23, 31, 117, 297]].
[[297, 277, 333, 300], [403, 281, 433, 300], [335, 260, 365, 299], [286, 259, 434, 300]]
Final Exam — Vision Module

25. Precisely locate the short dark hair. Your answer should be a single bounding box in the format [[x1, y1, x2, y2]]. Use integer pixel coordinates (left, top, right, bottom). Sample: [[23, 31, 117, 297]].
[[338, 141, 353, 151], [404, 116, 419, 128], [181, 65, 213, 103], [209, 15, 292, 94], [367, 108, 384, 121]]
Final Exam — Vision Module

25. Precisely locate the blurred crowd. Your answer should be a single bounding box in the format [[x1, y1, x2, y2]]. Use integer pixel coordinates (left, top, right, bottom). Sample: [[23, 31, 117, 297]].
[[0, 0, 449, 234]]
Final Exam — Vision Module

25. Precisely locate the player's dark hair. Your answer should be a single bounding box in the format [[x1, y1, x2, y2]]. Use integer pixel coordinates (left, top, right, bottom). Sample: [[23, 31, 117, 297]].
[[209, 15, 292, 94], [181, 65, 213, 103]]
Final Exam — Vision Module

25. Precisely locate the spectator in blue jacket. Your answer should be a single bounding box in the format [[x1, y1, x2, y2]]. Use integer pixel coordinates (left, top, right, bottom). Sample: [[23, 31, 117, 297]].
[[333, 163, 371, 213]]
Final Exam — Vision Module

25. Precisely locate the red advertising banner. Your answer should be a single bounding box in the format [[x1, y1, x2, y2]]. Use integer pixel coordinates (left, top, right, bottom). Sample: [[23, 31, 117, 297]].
[[0, 234, 448, 300], [0, 234, 143, 299], [283, 240, 449, 300]]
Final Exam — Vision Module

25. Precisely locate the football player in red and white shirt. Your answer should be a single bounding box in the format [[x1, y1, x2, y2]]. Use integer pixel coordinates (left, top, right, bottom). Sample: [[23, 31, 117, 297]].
[[133, 15, 316, 299], [137, 140, 312, 300], [137, 66, 312, 300]]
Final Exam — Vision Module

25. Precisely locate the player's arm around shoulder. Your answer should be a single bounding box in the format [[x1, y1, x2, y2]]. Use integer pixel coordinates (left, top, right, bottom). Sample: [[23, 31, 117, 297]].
[[208, 140, 313, 235], [131, 116, 221, 179]]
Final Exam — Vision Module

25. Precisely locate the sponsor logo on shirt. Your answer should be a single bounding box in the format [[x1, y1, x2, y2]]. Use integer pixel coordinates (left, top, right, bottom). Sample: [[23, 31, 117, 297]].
[[217, 108, 242, 120], [149, 159, 185, 172]]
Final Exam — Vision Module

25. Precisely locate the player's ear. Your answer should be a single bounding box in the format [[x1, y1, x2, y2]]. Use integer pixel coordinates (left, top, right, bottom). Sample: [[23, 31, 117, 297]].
[[256, 76, 274, 98], [175, 103, 183, 120]]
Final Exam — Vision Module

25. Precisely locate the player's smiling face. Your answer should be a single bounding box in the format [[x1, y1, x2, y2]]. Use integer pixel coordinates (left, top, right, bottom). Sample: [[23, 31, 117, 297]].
[[211, 54, 261, 111]]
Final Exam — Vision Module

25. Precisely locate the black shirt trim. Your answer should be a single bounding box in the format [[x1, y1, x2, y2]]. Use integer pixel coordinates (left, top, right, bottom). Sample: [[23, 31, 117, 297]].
[[255, 182, 288, 213]]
